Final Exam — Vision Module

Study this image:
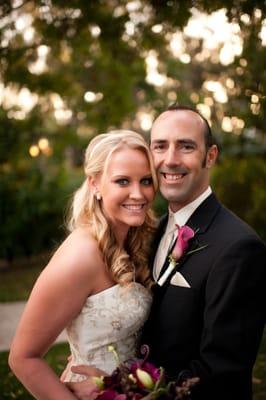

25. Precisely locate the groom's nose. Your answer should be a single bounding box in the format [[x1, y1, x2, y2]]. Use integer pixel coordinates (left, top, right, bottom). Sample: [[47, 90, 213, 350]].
[[164, 145, 181, 167]]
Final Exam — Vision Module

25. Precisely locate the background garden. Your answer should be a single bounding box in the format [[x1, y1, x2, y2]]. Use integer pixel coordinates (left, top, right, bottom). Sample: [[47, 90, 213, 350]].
[[0, 0, 265, 398]]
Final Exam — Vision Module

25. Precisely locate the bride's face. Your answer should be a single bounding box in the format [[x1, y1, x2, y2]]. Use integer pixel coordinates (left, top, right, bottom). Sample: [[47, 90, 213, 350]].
[[97, 147, 155, 240]]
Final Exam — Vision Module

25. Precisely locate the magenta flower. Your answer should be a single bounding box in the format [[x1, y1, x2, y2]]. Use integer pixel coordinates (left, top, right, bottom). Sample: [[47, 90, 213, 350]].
[[158, 224, 207, 286], [172, 225, 195, 261], [97, 390, 122, 400], [130, 361, 161, 389]]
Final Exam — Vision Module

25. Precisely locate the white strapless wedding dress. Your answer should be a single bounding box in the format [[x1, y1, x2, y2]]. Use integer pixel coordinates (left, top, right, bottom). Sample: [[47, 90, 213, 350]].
[[64, 282, 152, 381]]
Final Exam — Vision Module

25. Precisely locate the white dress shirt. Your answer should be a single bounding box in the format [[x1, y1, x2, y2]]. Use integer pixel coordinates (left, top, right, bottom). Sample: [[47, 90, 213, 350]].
[[153, 187, 212, 281]]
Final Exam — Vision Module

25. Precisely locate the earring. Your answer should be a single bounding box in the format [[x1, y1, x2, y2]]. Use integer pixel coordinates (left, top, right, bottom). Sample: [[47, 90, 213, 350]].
[[96, 193, 102, 201]]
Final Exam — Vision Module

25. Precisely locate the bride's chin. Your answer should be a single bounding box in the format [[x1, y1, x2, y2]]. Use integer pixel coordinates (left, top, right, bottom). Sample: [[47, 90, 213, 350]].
[[130, 222, 144, 228], [128, 216, 146, 226]]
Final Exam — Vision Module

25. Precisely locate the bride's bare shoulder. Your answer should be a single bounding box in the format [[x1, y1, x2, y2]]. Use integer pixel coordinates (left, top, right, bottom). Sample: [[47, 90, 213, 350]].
[[48, 227, 102, 275], [65, 227, 98, 250]]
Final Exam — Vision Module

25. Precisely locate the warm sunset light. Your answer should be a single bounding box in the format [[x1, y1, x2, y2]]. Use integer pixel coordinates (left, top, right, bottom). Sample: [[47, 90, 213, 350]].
[[29, 145, 40, 157]]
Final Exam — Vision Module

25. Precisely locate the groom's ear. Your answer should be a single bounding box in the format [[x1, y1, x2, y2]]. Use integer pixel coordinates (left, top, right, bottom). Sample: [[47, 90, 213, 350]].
[[205, 145, 218, 169]]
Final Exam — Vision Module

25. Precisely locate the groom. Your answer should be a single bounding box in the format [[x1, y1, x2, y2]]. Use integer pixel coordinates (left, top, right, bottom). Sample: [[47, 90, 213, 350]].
[[67, 105, 266, 400], [141, 105, 266, 399]]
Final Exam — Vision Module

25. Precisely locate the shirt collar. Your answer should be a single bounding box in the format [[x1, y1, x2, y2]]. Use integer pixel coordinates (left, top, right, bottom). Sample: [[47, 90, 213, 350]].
[[168, 186, 212, 228]]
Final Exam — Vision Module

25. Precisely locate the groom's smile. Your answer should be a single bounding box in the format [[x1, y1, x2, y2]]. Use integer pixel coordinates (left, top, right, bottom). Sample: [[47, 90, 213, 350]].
[[161, 170, 188, 183], [163, 173, 184, 181]]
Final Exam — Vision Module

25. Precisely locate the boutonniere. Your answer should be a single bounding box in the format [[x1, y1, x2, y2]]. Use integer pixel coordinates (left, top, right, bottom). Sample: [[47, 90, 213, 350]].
[[157, 225, 208, 287]]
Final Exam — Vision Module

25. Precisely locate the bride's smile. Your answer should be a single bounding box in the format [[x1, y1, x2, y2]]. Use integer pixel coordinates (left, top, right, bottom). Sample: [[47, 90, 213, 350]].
[[122, 203, 147, 211]]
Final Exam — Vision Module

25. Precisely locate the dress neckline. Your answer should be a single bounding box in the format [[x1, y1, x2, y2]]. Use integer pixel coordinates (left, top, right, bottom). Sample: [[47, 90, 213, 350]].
[[88, 282, 146, 300], [89, 284, 119, 299]]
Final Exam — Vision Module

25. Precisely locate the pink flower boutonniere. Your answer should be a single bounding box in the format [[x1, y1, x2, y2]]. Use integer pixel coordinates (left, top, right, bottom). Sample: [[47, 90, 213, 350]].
[[157, 225, 207, 286]]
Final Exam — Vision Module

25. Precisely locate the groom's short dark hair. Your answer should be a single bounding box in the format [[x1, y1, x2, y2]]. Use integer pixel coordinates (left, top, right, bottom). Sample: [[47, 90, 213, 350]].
[[167, 104, 215, 149]]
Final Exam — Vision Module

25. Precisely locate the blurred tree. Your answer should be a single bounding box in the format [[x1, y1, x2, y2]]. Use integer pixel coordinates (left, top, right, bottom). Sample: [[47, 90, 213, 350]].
[[211, 157, 266, 241], [0, 0, 265, 259], [1, 1, 265, 151]]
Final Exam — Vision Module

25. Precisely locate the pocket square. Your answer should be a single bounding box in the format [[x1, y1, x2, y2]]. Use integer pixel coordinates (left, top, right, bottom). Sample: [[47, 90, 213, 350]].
[[170, 272, 191, 288]]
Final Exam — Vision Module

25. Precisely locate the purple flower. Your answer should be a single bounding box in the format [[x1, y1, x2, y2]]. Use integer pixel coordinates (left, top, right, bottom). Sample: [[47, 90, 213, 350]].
[[130, 361, 161, 389], [172, 225, 195, 261], [97, 390, 122, 400]]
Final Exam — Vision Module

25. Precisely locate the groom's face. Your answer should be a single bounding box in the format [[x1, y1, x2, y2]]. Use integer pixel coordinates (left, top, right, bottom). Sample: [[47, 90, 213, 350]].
[[150, 110, 216, 212]]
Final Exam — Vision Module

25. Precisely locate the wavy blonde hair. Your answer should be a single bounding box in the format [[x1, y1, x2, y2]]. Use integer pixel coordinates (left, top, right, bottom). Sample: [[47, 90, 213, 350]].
[[67, 130, 158, 287]]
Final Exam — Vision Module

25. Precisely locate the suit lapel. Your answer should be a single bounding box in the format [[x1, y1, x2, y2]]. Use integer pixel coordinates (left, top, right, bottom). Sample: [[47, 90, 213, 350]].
[[186, 193, 221, 235], [156, 193, 221, 284]]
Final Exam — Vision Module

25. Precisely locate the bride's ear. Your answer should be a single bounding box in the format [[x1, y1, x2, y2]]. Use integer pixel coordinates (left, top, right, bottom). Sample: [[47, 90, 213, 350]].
[[88, 176, 98, 194], [88, 176, 101, 199]]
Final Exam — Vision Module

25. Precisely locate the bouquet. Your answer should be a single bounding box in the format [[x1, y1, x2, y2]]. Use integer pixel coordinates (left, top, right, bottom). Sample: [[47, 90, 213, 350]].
[[92, 345, 199, 400]]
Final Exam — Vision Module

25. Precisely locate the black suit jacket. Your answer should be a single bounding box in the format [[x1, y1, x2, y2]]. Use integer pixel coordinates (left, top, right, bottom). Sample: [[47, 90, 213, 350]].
[[142, 193, 266, 400]]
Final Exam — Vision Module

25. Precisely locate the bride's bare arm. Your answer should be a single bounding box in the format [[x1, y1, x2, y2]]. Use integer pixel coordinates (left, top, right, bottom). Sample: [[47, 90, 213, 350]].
[[9, 229, 102, 400]]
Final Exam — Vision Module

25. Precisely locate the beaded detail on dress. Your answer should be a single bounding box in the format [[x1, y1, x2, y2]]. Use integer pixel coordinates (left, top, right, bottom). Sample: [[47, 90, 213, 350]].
[[64, 282, 152, 380]]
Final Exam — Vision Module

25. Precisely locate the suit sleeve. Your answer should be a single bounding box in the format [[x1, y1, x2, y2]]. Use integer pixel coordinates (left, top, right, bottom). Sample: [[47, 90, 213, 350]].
[[189, 236, 266, 399]]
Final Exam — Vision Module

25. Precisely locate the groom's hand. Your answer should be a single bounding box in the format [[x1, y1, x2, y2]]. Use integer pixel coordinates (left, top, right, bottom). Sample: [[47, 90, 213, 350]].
[[65, 365, 107, 400]]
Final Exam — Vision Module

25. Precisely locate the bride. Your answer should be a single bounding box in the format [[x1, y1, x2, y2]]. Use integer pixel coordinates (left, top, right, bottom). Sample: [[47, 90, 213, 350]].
[[9, 130, 158, 399]]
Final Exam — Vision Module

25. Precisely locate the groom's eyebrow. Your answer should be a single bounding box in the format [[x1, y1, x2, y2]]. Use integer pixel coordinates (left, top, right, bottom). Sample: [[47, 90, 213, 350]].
[[178, 139, 197, 146]]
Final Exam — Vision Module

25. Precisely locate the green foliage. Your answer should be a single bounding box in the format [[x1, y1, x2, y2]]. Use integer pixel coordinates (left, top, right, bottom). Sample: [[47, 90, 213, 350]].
[[211, 156, 266, 240], [0, 162, 82, 261]]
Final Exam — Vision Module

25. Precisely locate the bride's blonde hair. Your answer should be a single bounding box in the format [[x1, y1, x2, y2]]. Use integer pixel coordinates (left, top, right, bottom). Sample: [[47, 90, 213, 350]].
[[67, 130, 158, 287]]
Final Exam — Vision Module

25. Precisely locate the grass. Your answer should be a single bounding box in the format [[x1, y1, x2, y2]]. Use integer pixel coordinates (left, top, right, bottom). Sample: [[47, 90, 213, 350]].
[[0, 256, 265, 399]]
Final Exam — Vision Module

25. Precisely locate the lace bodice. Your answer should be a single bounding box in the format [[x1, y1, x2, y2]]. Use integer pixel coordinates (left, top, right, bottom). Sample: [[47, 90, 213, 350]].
[[64, 282, 152, 381]]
